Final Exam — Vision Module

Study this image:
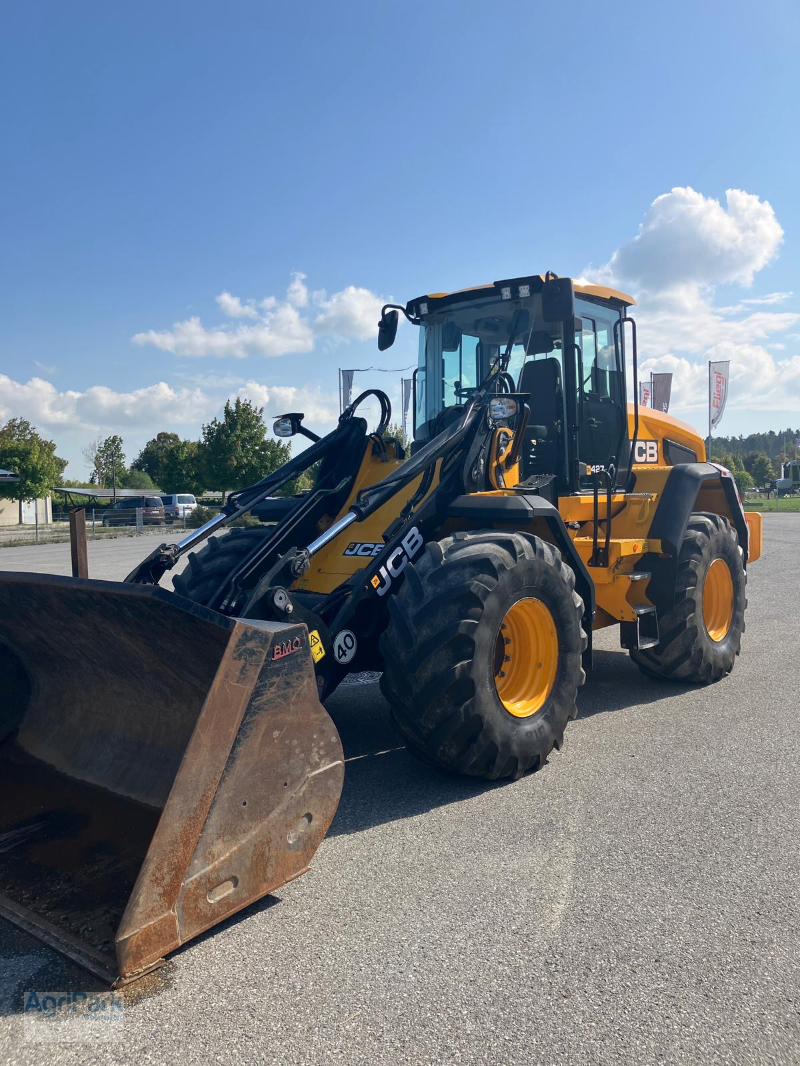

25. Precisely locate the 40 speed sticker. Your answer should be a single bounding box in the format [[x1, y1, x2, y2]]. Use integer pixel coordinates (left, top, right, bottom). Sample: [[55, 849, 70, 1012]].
[[333, 630, 357, 665]]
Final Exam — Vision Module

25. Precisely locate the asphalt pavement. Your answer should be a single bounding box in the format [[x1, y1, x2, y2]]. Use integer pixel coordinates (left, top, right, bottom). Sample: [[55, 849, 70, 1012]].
[[1, 514, 798, 1066]]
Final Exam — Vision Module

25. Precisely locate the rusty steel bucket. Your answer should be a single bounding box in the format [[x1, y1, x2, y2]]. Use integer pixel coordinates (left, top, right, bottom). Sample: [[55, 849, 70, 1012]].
[[0, 571, 344, 985]]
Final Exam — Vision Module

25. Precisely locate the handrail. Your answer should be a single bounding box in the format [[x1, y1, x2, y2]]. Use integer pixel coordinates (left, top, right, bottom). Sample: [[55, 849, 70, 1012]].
[[589, 469, 613, 568]]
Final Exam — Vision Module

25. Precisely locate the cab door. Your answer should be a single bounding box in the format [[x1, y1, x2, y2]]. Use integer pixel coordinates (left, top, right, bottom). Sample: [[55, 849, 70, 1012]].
[[575, 299, 627, 489]]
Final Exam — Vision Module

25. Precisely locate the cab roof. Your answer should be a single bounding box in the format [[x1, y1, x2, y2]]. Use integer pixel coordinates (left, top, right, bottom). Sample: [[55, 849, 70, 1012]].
[[407, 274, 636, 316]]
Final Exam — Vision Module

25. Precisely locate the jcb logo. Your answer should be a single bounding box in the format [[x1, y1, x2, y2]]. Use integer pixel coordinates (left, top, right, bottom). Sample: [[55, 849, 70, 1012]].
[[343, 542, 383, 557], [633, 439, 659, 464], [370, 526, 424, 597]]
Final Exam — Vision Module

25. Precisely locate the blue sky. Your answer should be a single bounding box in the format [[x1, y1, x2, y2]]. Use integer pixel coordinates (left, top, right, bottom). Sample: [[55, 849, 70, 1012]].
[[2, 0, 799, 475]]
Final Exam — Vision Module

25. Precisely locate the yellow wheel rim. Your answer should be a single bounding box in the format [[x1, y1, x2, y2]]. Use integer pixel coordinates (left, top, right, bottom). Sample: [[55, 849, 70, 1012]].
[[703, 558, 734, 642], [494, 597, 559, 718]]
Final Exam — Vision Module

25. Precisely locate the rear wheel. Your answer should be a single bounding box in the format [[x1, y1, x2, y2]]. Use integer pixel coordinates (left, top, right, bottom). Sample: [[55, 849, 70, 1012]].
[[379, 530, 587, 780], [172, 527, 272, 607], [631, 513, 746, 683]]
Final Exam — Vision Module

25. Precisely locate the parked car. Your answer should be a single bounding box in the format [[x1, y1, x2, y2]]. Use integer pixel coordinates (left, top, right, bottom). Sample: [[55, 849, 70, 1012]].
[[159, 493, 198, 524], [98, 496, 165, 526]]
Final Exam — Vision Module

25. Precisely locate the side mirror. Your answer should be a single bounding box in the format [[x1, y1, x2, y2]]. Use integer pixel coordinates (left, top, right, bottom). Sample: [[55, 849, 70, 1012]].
[[542, 275, 574, 323], [273, 412, 321, 443], [273, 412, 304, 437], [441, 321, 461, 352], [378, 309, 399, 351]]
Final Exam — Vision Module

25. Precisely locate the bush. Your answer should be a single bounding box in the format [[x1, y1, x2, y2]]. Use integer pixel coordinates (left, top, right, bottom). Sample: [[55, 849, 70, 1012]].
[[186, 505, 220, 528], [229, 511, 264, 528], [186, 505, 264, 529]]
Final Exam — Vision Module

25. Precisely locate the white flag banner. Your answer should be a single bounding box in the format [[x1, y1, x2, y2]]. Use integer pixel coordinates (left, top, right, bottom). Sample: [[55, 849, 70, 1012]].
[[401, 378, 413, 433], [340, 369, 355, 412], [709, 360, 730, 430], [639, 381, 651, 407], [651, 372, 672, 414]]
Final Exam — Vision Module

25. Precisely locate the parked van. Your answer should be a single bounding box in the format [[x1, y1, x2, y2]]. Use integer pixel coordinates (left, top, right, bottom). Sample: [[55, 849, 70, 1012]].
[[160, 493, 198, 523], [99, 497, 165, 527]]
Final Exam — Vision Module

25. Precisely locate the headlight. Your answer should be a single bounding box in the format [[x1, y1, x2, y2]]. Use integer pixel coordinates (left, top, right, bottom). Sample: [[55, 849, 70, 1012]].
[[488, 398, 518, 421]]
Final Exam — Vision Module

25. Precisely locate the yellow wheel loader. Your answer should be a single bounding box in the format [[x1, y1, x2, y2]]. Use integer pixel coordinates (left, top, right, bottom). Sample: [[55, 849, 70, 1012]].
[[0, 272, 762, 985]]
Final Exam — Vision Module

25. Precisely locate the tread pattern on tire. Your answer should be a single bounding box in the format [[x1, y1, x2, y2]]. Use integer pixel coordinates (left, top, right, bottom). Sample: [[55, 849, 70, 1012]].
[[379, 530, 587, 781], [631, 512, 747, 684], [172, 527, 272, 606]]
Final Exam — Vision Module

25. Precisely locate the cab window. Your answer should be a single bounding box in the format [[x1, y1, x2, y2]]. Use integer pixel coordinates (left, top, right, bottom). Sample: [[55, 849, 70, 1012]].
[[575, 298, 625, 488]]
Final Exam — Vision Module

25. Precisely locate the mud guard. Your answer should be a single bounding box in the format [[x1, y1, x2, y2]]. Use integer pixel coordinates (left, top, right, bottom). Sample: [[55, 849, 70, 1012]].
[[648, 462, 749, 558]]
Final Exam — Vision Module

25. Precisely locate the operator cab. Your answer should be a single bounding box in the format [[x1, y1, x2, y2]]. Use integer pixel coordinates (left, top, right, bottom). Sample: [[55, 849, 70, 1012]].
[[403, 275, 635, 496]]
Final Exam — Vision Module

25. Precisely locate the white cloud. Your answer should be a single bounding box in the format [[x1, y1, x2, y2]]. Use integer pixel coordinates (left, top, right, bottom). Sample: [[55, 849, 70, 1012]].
[[237, 382, 339, 427], [0, 375, 211, 432], [311, 285, 385, 340], [603, 186, 784, 289], [216, 291, 260, 319], [132, 273, 387, 358], [0, 373, 341, 476], [286, 271, 309, 308], [586, 186, 800, 425]]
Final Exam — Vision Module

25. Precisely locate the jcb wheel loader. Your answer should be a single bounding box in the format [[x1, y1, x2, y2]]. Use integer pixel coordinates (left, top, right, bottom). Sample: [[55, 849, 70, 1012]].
[[0, 272, 762, 985]]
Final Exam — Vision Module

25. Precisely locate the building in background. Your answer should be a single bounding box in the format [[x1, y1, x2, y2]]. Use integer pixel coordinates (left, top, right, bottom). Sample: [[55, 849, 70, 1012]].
[[0, 496, 53, 526]]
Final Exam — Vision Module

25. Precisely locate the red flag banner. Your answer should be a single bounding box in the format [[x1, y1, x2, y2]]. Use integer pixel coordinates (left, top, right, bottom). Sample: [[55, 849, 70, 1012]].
[[709, 361, 730, 431]]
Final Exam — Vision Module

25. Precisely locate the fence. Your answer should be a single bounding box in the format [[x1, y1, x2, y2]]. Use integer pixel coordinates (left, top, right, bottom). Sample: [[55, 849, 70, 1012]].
[[51, 509, 199, 538]]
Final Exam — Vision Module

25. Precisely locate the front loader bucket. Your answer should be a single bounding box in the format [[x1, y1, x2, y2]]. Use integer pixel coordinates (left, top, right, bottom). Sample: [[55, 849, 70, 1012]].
[[0, 571, 344, 985]]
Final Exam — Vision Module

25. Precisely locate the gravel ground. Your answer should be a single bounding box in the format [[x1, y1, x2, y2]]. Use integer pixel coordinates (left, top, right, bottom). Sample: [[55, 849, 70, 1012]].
[[1, 514, 798, 1066], [0, 530, 189, 583]]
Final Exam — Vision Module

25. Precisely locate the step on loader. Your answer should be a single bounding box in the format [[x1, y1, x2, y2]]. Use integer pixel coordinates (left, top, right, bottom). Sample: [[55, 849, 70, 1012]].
[[0, 272, 762, 984]]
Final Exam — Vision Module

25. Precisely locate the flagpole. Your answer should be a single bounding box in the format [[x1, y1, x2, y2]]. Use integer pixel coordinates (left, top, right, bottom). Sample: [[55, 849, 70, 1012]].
[[707, 361, 712, 460]]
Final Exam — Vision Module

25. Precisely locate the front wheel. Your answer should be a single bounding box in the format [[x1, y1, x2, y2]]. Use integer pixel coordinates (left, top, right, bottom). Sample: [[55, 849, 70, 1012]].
[[631, 513, 746, 683], [379, 531, 587, 780]]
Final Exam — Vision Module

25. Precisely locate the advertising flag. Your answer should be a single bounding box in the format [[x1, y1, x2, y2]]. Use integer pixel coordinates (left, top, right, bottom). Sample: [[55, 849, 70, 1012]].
[[339, 369, 355, 412], [401, 378, 413, 435], [651, 372, 672, 414], [639, 381, 651, 407], [709, 361, 730, 431]]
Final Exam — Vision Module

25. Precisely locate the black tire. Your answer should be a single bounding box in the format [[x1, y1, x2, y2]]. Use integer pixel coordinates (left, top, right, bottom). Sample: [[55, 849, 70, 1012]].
[[379, 530, 587, 781], [172, 527, 272, 607], [631, 513, 746, 684]]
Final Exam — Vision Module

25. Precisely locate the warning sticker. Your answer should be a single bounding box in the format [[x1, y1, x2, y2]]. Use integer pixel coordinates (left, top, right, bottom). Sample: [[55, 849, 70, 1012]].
[[308, 629, 325, 663]]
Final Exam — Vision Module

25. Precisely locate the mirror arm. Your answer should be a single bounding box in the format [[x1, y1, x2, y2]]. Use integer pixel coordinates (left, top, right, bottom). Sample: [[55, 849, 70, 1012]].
[[381, 303, 420, 326]]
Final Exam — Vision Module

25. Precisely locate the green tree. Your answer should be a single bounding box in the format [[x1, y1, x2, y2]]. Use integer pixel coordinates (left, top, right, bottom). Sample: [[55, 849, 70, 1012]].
[[0, 418, 67, 512], [132, 432, 181, 484], [159, 439, 205, 496], [382, 421, 411, 453], [118, 467, 156, 490], [732, 468, 754, 495], [749, 453, 774, 488], [84, 434, 125, 486], [200, 398, 290, 499]]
